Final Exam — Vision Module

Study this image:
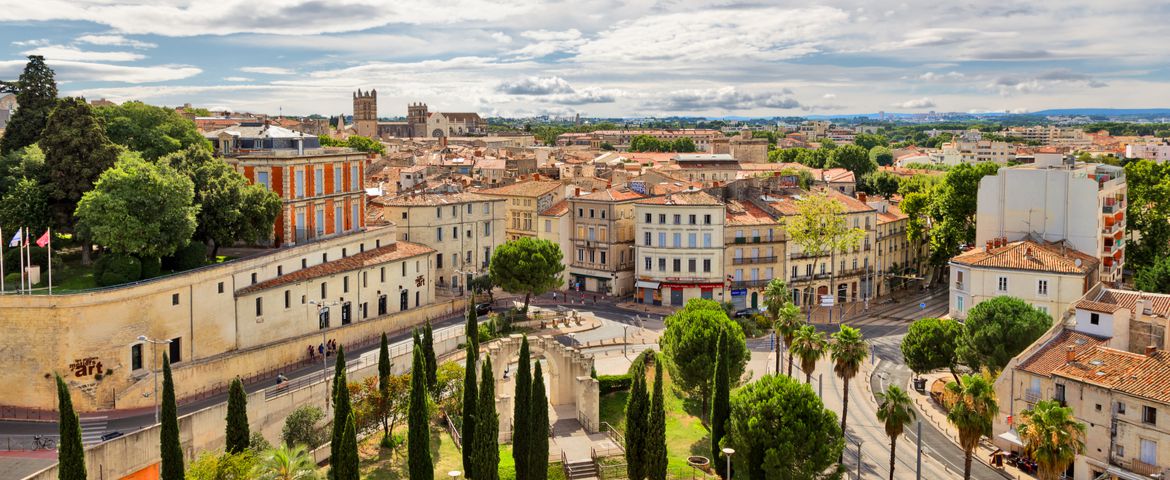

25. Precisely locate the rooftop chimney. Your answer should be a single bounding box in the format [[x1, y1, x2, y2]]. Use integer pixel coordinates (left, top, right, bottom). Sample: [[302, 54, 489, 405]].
[[575, 187, 581, 197], [857, 192, 867, 203], [1147, 345, 1159, 357], [534, 173, 541, 181], [1066, 346, 1076, 363], [986, 240, 993, 252]]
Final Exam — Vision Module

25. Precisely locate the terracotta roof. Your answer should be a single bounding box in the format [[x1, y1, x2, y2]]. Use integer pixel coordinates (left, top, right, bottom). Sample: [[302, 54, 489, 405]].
[[1052, 345, 1149, 391], [826, 189, 876, 213], [635, 190, 723, 206], [478, 180, 562, 198], [236, 241, 434, 296], [575, 188, 645, 202], [539, 199, 570, 216], [372, 192, 498, 207], [1075, 288, 1170, 316], [1017, 330, 1108, 377], [820, 168, 856, 183], [1112, 350, 1170, 403], [725, 200, 779, 226], [950, 239, 1098, 275], [876, 204, 907, 224]]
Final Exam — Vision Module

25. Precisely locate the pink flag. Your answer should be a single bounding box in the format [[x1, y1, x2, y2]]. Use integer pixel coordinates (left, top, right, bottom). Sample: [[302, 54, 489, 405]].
[[35, 230, 49, 248]]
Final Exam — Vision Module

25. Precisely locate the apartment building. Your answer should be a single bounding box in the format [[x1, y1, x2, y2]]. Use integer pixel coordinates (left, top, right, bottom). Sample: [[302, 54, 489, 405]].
[[1125, 141, 1170, 162], [723, 199, 785, 310], [369, 192, 505, 293], [634, 191, 727, 306], [949, 238, 1099, 319], [555, 129, 723, 152], [995, 288, 1170, 480], [1007, 125, 1093, 147], [567, 188, 646, 296], [538, 199, 573, 289], [976, 154, 1127, 284], [479, 179, 564, 240], [938, 140, 1015, 165], [870, 198, 919, 297]]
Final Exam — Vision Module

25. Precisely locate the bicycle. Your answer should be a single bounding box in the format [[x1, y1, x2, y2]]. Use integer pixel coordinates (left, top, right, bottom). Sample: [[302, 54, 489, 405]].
[[33, 435, 56, 450]]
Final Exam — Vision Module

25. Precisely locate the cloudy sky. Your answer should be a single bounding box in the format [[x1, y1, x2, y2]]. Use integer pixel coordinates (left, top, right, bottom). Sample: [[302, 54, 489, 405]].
[[1, 0, 1167, 118]]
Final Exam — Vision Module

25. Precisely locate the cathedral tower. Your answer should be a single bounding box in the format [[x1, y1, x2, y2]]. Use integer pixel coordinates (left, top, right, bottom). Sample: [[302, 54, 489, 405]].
[[353, 89, 378, 138]]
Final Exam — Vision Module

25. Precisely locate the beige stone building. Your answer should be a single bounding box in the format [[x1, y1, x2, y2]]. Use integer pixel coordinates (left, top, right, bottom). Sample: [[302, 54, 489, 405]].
[[634, 191, 727, 306], [870, 197, 917, 297], [949, 238, 1100, 320], [0, 228, 454, 412], [370, 192, 506, 293], [723, 199, 785, 310], [538, 199, 573, 288], [479, 179, 564, 240], [567, 188, 646, 296]]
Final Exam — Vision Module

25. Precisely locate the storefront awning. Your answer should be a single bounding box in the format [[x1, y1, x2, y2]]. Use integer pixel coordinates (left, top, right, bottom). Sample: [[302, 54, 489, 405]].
[[996, 429, 1023, 447], [635, 281, 660, 289]]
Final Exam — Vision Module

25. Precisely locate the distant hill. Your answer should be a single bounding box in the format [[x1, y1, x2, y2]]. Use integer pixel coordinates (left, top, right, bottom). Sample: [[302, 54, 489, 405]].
[[1029, 108, 1170, 116]]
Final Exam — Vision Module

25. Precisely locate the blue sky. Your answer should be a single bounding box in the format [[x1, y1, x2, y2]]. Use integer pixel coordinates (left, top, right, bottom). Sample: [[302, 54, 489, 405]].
[[1, 0, 1167, 118]]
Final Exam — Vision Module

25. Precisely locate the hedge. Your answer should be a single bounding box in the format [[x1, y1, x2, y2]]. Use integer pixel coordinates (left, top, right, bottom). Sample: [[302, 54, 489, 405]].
[[598, 374, 633, 395]]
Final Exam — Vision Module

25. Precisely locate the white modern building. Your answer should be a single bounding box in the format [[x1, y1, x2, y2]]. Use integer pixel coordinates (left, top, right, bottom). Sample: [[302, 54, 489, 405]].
[[949, 238, 1099, 320], [1125, 141, 1170, 162]]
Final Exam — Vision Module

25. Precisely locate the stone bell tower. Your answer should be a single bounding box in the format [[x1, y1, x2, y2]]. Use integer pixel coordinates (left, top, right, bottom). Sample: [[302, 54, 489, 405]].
[[353, 89, 378, 138], [407, 102, 429, 138]]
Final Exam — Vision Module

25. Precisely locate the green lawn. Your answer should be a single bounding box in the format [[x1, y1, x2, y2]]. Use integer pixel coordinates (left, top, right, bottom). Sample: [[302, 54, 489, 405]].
[[599, 365, 713, 473], [358, 428, 560, 480]]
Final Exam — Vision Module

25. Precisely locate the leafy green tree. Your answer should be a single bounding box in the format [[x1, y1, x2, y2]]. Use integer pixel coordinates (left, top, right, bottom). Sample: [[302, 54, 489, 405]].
[[489, 238, 564, 312], [344, 135, 385, 155], [75, 152, 197, 259], [96, 101, 210, 160], [1017, 400, 1086, 480], [899, 190, 931, 274], [0, 176, 49, 237], [625, 356, 649, 480], [859, 171, 901, 199], [39, 97, 120, 262], [377, 333, 392, 443], [424, 319, 437, 394], [237, 184, 281, 244], [528, 362, 549, 480], [629, 135, 664, 152], [875, 386, 916, 480], [1122, 160, 1170, 270], [901, 318, 962, 382], [710, 332, 730, 477], [795, 148, 829, 168], [281, 405, 325, 449], [925, 162, 999, 266], [255, 445, 319, 480], [225, 378, 250, 454], [830, 325, 867, 438], [0, 56, 57, 155], [819, 138, 838, 150], [330, 349, 353, 478], [186, 450, 257, 480], [512, 335, 532, 480], [853, 133, 889, 151], [161, 353, 185, 480], [332, 346, 347, 402], [826, 144, 876, 179], [1136, 246, 1170, 293], [461, 308, 479, 473], [869, 145, 894, 166], [724, 374, 844, 479], [671, 137, 697, 152], [957, 296, 1050, 372], [785, 190, 865, 319], [407, 346, 433, 480], [472, 355, 500, 480], [646, 355, 667, 480], [57, 375, 86, 480], [659, 298, 749, 419], [791, 325, 828, 384], [942, 372, 999, 480]]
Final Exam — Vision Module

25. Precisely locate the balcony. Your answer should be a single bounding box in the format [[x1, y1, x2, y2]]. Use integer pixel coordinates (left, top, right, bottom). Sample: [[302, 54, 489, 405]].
[[730, 279, 771, 289], [954, 281, 965, 291], [732, 256, 778, 265], [1024, 388, 1041, 403], [789, 251, 827, 260], [1122, 458, 1162, 476]]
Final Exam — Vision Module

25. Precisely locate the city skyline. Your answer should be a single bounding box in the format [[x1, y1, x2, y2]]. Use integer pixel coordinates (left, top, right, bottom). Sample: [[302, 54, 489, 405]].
[[2, 1, 1168, 118]]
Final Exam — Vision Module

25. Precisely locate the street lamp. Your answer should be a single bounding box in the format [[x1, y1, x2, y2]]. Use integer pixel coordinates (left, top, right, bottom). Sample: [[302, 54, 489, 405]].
[[721, 447, 735, 480], [137, 335, 172, 424], [309, 300, 339, 412]]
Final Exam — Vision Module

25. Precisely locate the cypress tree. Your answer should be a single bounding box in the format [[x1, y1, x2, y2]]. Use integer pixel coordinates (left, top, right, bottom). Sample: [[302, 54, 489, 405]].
[[529, 362, 549, 480], [512, 335, 532, 480], [646, 355, 667, 480], [711, 331, 731, 477], [474, 356, 500, 480], [333, 413, 360, 480], [625, 357, 649, 480], [462, 308, 479, 476], [408, 346, 434, 480], [160, 353, 184, 480], [224, 378, 249, 454], [331, 345, 347, 402], [378, 332, 392, 442], [330, 349, 352, 477], [56, 375, 86, 480], [0, 55, 57, 155], [424, 319, 437, 392]]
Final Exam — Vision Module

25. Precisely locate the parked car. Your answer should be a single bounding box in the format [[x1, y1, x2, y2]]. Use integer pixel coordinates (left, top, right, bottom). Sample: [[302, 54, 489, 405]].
[[733, 307, 762, 318], [475, 302, 493, 316]]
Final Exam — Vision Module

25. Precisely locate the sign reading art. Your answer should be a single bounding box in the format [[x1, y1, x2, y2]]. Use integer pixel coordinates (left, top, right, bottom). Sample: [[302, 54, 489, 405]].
[[69, 357, 104, 378]]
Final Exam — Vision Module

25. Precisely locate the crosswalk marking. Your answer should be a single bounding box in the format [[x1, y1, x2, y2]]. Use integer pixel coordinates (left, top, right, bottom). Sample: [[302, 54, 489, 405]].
[[80, 415, 108, 444]]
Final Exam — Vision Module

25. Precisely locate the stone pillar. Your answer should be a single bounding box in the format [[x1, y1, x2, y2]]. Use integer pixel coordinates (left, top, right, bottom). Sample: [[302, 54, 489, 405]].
[[576, 376, 600, 433], [497, 394, 514, 442]]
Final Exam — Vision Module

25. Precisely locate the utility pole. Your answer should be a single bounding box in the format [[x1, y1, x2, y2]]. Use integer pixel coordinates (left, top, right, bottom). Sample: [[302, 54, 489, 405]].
[[856, 439, 862, 480], [916, 421, 923, 480]]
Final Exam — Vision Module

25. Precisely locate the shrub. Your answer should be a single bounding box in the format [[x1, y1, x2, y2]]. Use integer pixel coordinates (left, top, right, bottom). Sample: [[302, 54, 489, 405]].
[[628, 349, 656, 374], [598, 374, 633, 394], [94, 253, 142, 287], [281, 405, 325, 449], [139, 256, 162, 278], [163, 241, 207, 271]]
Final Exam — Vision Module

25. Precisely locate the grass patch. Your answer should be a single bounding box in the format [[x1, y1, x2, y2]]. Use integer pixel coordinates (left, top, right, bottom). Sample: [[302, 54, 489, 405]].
[[359, 427, 521, 480], [598, 365, 713, 471]]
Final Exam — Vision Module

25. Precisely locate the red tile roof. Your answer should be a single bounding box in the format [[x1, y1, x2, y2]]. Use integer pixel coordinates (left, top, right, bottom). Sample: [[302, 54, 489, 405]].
[[950, 239, 1098, 275], [1075, 288, 1170, 316], [725, 200, 779, 226], [1017, 330, 1108, 377], [236, 241, 434, 295], [539, 199, 570, 216], [635, 190, 723, 206], [575, 188, 646, 202], [478, 180, 562, 198], [1051, 345, 1146, 390]]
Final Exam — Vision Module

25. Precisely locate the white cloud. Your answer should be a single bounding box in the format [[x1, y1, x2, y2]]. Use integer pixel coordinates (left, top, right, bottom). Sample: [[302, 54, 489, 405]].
[[512, 29, 584, 58], [497, 76, 574, 95], [23, 45, 145, 62], [223, 76, 253, 82], [822, 93, 837, 99], [76, 34, 156, 49], [240, 66, 294, 75], [550, 87, 622, 105], [644, 87, 801, 112], [490, 32, 512, 43], [11, 39, 50, 47], [892, 97, 937, 109], [0, 59, 201, 83]]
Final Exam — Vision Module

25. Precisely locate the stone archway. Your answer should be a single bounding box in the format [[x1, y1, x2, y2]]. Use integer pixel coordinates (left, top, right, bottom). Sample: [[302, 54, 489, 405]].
[[486, 334, 600, 437]]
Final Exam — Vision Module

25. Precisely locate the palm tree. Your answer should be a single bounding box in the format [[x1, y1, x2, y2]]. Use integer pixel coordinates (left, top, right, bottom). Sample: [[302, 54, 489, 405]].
[[255, 445, 319, 480], [830, 325, 867, 438], [764, 278, 803, 377], [875, 386, 916, 480], [1018, 400, 1086, 480], [942, 371, 999, 480], [789, 324, 827, 384]]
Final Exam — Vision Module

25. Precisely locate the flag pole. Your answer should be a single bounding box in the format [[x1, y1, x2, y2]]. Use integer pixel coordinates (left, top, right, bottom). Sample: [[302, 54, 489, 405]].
[[18, 227, 25, 294], [46, 228, 52, 295], [24, 227, 30, 294], [0, 226, 5, 294]]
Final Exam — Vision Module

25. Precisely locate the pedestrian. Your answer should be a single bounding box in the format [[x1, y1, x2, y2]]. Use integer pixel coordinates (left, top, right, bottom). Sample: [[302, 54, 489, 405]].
[[593, 295, 597, 304], [308, 345, 315, 360], [319, 343, 325, 357], [552, 292, 557, 301]]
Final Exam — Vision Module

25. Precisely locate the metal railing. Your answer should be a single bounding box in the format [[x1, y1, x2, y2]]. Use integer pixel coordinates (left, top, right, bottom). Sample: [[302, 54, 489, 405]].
[[1024, 389, 1041, 403], [0, 435, 61, 451], [730, 279, 770, 288], [732, 256, 777, 265]]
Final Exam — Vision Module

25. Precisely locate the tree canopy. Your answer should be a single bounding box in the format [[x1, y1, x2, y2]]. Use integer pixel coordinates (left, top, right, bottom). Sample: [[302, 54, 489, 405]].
[[1136, 255, 1170, 293], [489, 237, 564, 311], [901, 317, 962, 380], [785, 190, 866, 258], [1123, 159, 1170, 271], [0, 56, 57, 155], [96, 101, 211, 160], [658, 299, 749, 416], [75, 152, 198, 259], [40, 97, 121, 232], [957, 296, 1051, 372], [724, 374, 844, 479], [825, 144, 877, 180], [629, 134, 698, 152]]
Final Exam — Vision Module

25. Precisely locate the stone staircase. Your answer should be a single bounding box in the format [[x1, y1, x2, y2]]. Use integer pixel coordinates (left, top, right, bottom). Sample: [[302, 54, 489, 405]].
[[563, 458, 598, 480]]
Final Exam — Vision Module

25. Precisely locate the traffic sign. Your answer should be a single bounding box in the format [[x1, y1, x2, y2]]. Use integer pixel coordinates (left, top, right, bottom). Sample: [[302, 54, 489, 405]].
[[820, 295, 835, 307]]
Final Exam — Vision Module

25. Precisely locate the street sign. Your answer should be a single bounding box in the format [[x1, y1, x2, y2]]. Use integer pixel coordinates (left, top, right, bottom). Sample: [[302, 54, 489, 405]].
[[820, 295, 835, 307], [730, 288, 747, 296]]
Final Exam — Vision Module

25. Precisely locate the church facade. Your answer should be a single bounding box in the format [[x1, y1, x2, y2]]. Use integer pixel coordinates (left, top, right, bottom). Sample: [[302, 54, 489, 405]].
[[353, 89, 486, 139]]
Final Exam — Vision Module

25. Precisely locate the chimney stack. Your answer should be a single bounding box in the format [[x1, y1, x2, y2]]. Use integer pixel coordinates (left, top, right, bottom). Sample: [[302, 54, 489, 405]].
[[534, 173, 541, 181], [1147, 345, 1159, 357], [575, 187, 581, 197], [986, 240, 993, 252], [857, 192, 867, 203], [1066, 346, 1076, 363]]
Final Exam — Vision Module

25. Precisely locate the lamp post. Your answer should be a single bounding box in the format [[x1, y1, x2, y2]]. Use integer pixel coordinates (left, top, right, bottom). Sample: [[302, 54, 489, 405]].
[[721, 447, 735, 480], [137, 335, 172, 424], [309, 300, 339, 412]]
